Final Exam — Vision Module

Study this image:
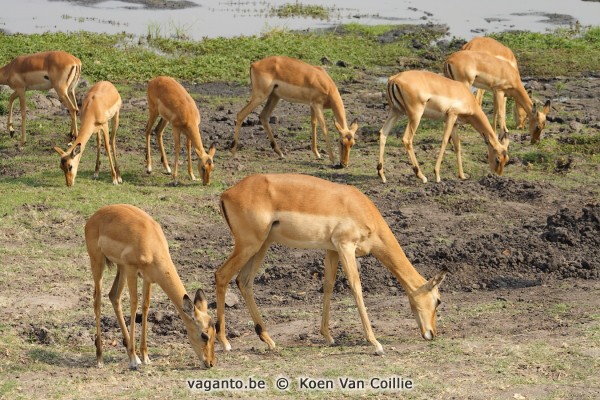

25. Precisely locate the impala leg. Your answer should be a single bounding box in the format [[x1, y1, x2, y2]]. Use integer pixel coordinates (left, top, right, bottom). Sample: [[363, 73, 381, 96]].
[[186, 136, 196, 181], [309, 108, 321, 159], [155, 118, 171, 175], [7, 91, 18, 138], [232, 95, 267, 155], [108, 268, 131, 358], [450, 126, 466, 180], [94, 131, 101, 179], [321, 250, 339, 345], [402, 111, 427, 183], [144, 110, 159, 175], [259, 93, 284, 158], [125, 268, 142, 369], [56, 78, 80, 139], [495, 90, 509, 134], [236, 241, 276, 350], [171, 126, 181, 184], [17, 90, 27, 149], [313, 106, 334, 165], [110, 111, 122, 183], [215, 243, 264, 351], [337, 243, 383, 355], [90, 253, 107, 368], [139, 280, 152, 364], [377, 109, 402, 183], [475, 89, 485, 106], [101, 122, 119, 185], [434, 113, 458, 183]]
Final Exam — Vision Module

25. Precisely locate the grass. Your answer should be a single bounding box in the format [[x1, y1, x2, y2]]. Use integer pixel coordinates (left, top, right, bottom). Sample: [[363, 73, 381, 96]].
[[491, 26, 600, 77], [270, 2, 337, 20]]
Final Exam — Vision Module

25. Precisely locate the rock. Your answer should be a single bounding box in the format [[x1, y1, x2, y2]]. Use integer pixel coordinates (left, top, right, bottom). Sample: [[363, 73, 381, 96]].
[[569, 121, 583, 132], [225, 291, 240, 307]]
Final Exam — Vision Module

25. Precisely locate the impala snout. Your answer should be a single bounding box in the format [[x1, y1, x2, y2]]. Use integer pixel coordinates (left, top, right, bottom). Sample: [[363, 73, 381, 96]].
[[422, 328, 435, 341], [199, 143, 217, 186], [336, 119, 358, 168], [339, 135, 355, 168], [531, 126, 542, 144]]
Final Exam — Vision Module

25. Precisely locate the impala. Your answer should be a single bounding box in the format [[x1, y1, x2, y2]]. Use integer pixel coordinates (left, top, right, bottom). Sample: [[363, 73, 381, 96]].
[[53, 81, 122, 186], [85, 204, 216, 369], [230, 56, 358, 167], [444, 50, 551, 143], [144, 76, 216, 185], [0, 51, 81, 149], [377, 70, 510, 184], [215, 173, 447, 355], [461, 37, 517, 100]]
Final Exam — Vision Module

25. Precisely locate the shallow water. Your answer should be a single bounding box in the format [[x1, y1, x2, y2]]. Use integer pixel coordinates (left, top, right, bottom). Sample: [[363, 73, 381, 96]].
[[1, 0, 599, 40]]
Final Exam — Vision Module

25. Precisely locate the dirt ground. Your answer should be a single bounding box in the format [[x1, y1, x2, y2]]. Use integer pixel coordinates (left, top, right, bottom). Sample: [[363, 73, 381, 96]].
[[1, 33, 599, 398]]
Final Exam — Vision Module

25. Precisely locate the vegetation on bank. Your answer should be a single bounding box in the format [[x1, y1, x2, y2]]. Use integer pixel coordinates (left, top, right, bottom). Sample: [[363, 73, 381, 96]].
[[0, 24, 598, 85]]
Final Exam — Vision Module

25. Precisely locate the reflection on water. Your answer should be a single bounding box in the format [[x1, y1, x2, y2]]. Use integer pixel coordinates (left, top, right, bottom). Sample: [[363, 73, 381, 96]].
[[0, 0, 598, 40]]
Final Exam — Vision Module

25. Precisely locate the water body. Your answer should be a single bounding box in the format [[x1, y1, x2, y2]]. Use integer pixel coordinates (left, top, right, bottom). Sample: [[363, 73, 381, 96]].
[[1, 0, 599, 40]]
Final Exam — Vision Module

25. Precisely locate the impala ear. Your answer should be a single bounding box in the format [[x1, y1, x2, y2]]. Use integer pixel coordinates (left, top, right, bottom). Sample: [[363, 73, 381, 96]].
[[500, 130, 510, 147], [543, 99, 551, 114], [194, 289, 208, 313], [349, 118, 358, 131], [53, 146, 66, 157], [425, 270, 447, 291], [71, 143, 81, 158], [182, 294, 195, 318], [208, 142, 217, 158]]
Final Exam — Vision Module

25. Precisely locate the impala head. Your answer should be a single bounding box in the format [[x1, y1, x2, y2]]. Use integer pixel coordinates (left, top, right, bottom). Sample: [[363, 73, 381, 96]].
[[198, 143, 217, 185], [54, 144, 82, 187], [182, 289, 216, 368], [530, 100, 551, 144], [486, 131, 510, 176], [335, 118, 358, 168], [408, 270, 447, 340]]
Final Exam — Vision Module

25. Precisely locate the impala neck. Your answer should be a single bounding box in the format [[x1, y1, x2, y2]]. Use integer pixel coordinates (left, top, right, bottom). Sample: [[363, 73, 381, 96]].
[[509, 85, 534, 116], [154, 262, 191, 319], [188, 127, 207, 158], [468, 109, 505, 150], [66, 118, 96, 154], [329, 90, 348, 129], [371, 226, 427, 294]]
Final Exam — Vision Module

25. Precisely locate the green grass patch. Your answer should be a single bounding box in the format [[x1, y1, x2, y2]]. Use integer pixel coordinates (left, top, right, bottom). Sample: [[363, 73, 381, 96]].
[[270, 2, 336, 20], [491, 26, 600, 77]]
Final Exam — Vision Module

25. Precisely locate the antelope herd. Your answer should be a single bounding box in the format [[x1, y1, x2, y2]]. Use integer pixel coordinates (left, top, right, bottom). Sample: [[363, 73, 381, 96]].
[[1, 36, 551, 369]]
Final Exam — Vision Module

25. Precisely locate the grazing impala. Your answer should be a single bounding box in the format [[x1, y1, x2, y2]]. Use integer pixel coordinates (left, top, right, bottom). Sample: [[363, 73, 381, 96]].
[[215, 173, 447, 355], [461, 37, 518, 100], [444, 50, 551, 143], [53, 81, 122, 186], [85, 204, 216, 369], [0, 51, 81, 149], [231, 56, 358, 167], [377, 70, 510, 184], [144, 76, 216, 185]]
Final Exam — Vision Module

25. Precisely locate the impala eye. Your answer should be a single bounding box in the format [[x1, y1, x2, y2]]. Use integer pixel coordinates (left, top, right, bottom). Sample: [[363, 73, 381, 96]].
[[201, 332, 209, 342]]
